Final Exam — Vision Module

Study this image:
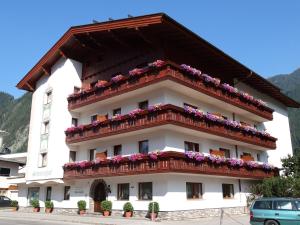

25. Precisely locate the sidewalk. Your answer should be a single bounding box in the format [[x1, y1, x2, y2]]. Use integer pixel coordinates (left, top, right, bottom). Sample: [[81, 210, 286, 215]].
[[0, 211, 250, 225]]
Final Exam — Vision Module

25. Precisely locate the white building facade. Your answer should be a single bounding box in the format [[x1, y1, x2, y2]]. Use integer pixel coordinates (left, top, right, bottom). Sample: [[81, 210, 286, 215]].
[[16, 14, 299, 218]]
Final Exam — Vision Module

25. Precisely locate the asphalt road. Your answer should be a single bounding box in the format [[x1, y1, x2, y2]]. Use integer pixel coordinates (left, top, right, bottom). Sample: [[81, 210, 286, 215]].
[[0, 218, 90, 225]]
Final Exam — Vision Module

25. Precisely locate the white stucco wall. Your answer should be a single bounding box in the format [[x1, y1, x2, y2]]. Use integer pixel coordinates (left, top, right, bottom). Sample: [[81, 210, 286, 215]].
[[25, 58, 82, 182]]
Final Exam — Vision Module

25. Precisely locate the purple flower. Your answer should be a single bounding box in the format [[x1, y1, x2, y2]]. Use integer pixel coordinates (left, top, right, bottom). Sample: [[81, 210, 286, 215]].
[[262, 163, 273, 171], [227, 158, 244, 167], [185, 151, 196, 159], [180, 64, 201, 77], [129, 68, 147, 77], [194, 153, 205, 162], [221, 83, 238, 94], [129, 153, 143, 162], [244, 161, 259, 169], [92, 120, 100, 127], [148, 151, 161, 160]]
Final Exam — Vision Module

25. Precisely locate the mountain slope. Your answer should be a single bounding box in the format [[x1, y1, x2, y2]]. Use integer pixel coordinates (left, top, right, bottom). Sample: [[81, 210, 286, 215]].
[[0, 92, 32, 153], [268, 68, 300, 152]]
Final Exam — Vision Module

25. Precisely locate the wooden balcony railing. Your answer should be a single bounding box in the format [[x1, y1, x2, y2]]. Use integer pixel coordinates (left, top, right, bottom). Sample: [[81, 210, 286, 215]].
[[67, 62, 273, 121], [65, 105, 276, 149], [63, 151, 278, 180]]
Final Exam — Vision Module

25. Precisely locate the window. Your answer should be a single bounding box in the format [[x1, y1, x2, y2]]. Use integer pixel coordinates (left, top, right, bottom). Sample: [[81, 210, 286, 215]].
[[257, 153, 261, 162], [117, 183, 129, 200], [40, 153, 47, 167], [183, 103, 198, 109], [91, 115, 97, 123], [138, 182, 152, 200], [46, 187, 52, 201], [42, 121, 50, 134], [72, 118, 78, 127], [253, 201, 272, 210], [184, 141, 199, 152], [114, 145, 122, 156], [64, 186, 70, 200], [113, 108, 121, 116], [186, 182, 202, 199], [139, 140, 149, 154], [69, 151, 76, 163], [222, 184, 234, 199], [89, 149, 95, 161], [220, 148, 231, 158], [274, 200, 296, 211], [138, 100, 148, 110], [0, 168, 10, 177], [45, 91, 52, 104]]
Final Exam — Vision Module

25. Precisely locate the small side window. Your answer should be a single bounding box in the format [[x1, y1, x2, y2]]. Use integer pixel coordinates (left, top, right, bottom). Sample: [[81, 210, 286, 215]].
[[253, 201, 272, 210]]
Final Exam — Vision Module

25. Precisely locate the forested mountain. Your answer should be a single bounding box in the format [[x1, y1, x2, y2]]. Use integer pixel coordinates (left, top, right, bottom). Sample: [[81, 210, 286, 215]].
[[0, 92, 31, 153], [268, 68, 300, 152]]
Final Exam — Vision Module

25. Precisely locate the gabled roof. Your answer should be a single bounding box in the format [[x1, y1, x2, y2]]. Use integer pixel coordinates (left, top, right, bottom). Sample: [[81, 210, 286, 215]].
[[16, 13, 300, 108]]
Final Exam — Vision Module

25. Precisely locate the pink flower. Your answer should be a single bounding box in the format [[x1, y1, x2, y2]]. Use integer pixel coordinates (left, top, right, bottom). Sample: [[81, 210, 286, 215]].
[[148, 60, 166, 68], [129, 153, 144, 162], [111, 114, 123, 121], [148, 103, 163, 112], [111, 74, 125, 83], [111, 155, 123, 164], [95, 80, 108, 88], [128, 108, 144, 118], [148, 151, 161, 160], [129, 68, 147, 77]]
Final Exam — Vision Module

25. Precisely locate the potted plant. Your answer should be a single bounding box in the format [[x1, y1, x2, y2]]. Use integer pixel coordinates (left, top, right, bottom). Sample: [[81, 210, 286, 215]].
[[148, 202, 159, 220], [77, 200, 86, 215], [101, 200, 112, 216], [45, 201, 54, 213], [123, 202, 134, 217], [30, 199, 40, 212], [10, 200, 18, 211]]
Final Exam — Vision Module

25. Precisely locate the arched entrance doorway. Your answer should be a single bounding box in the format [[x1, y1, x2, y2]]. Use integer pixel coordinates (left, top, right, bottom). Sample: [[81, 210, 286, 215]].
[[90, 179, 107, 212]]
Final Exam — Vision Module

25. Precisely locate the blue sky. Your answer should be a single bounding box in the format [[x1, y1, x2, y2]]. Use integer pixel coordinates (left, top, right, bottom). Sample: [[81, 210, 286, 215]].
[[0, 1, 299, 97]]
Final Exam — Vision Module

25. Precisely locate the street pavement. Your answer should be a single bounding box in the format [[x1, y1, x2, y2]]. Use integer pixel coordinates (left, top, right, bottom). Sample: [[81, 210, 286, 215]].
[[0, 211, 251, 225]]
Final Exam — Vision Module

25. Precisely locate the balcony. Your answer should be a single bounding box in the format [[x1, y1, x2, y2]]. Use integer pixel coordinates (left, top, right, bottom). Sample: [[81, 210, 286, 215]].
[[65, 104, 277, 149], [63, 151, 278, 180], [67, 61, 274, 121]]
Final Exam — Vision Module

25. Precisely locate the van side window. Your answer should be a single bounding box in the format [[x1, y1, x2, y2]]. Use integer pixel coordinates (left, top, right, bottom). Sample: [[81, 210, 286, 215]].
[[253, 201, 272, 210], [274, 200, 296, 211]]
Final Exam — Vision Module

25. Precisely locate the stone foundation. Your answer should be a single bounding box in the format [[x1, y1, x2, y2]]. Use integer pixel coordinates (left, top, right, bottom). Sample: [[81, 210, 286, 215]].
[[19, 206, 248, 220]]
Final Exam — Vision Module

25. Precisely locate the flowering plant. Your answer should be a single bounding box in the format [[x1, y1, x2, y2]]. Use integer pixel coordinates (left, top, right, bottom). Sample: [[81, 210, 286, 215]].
[[111, 155, 123, 164], [261, 163, 273, 171], [65, 125, 85, 135], [129, 67, 148, 77], [227, 158, 244, 168], [185, 151, 196, 159], [148, 151, 162, 160], [244, 161, 259, 169], [148, 60, 166, 68], [183, 106, 204, 118], [185, 151, 205, 162], [111, 114, 123, 121], [92, 120, 100, 127], [180, 64, 201, 77], [207, 155, 226, 164], [128, 108, 144, 118], [111, 74, 125, 83], [148, 103, 163, 112], [128, 153, 144, 162], [95, 80, 108, 88], [221, 83, 238, 94], [202, 74, 220, 87]]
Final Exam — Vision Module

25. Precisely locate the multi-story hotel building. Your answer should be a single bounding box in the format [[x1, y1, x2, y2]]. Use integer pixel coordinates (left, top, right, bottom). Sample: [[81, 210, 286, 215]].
[[16, 14, 299, 218]]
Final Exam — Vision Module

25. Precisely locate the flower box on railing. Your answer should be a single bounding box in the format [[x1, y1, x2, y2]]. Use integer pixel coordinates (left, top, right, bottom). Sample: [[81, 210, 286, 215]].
[[63, 151, 278, 180], [67, 60, 274, 121], [65, 104, 277, 149]]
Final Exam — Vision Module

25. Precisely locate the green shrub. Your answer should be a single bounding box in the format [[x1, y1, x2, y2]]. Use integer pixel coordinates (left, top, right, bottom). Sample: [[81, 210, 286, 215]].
[[123, 202, 134, 212], [10, 200, 18, 207], [30, 199, 40, 208], [77, 200, 86, 211], [148, 202, 159, 213], [101, 200, 112, 212], [45, 201, 54, 209]]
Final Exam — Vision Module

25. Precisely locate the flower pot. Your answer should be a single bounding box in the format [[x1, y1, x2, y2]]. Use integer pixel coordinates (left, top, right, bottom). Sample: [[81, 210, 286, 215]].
[[103, 211, 110, 217], [33, 207, 40, 212], [11, 207, 18, 211], [150, 212, 157, 221], [79, 210, 86, 215], [125, 211, 132, 218], [45, 208, 53, 213]]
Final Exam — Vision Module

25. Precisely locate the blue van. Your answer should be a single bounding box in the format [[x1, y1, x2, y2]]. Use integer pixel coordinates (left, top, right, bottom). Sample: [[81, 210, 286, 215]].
[[250, 198, 300, 225]]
